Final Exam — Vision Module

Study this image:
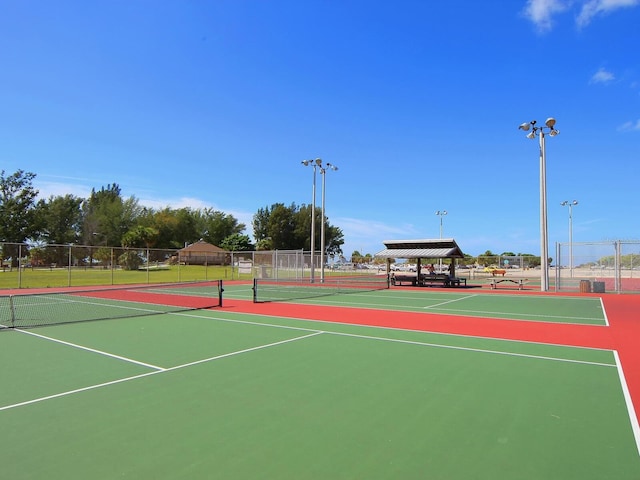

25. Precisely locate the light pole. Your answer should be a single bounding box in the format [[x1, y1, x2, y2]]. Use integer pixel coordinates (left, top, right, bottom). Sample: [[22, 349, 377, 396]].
[[519, 118, 559, 292], [561, 200, 578, 277], [435, 210, 447, 271], [301, 158, 322, 282], [319, 162, 338, 282], [435, 210, 447, 238]]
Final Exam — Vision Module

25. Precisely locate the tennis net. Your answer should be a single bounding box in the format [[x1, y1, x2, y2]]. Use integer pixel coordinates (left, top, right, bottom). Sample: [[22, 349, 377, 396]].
[[252, 275, 389, 303], [0, 280, 223, 329]]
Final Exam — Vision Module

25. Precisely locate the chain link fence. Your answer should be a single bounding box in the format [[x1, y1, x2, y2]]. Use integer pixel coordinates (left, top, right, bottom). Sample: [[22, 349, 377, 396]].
[[0, 243, 367, 289], [555, 240, 640, 293], [0, 242, 241, 289]]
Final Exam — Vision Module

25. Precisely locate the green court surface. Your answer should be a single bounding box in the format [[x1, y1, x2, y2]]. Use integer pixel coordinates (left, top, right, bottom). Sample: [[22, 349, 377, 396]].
[[1, 287, 638, 479], [229, 283, 608, 325]]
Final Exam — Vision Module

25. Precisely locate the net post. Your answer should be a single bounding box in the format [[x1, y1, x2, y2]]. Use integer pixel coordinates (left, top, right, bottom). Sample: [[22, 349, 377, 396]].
[[9, 295, 16, 328], [253, 278, 258, 303], [218, 279, 224, 307]]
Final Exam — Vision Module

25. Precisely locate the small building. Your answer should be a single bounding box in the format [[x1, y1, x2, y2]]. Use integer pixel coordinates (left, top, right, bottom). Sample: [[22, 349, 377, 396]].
[[178, 240, 229, 266]]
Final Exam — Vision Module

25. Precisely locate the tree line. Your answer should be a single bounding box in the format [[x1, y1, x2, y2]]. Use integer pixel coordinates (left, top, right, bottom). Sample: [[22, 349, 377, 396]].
[[0, 170, 344, 267]]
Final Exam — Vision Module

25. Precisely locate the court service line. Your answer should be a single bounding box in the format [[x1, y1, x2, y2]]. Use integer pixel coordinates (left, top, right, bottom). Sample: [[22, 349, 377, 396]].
[[424, 293, 479, 309], [325, 330, 616, 368], [300, 298, 605, 325], [614, 350, 640, 457], [174, 310, 615, 367], [17, 329, 166, 371], [1, 331, 322, 412]]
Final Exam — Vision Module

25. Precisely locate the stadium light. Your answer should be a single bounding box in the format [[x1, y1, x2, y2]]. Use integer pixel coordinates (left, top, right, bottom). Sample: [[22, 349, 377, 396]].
[[519, 118, 559, 292], [320, 162, 338, 282], [435, 210, 447, 238], [301, 158, 322, 282], [561, 200, 578, 278]]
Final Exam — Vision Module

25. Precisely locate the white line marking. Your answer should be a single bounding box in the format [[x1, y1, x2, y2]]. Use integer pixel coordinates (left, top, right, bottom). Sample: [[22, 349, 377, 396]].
[[161, 331, 323, 372], [171, 310, 615, 367], [324, 330, 615, 368], [425, 294, 479, 309], [17, 329, 166, 371], [614, 350, 640, 457], [0, 331, 322, 412], [0, 371, 162, 412], [600, 297, 610, 327], [297, 296, 605, 325]]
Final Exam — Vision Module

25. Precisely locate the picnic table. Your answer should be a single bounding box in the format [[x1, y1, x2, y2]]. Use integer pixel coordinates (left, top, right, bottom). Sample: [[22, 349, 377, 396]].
[[489, 278, 528, 290]]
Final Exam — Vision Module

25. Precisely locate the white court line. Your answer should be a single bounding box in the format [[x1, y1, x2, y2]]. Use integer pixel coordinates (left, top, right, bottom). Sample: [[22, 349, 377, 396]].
[[600, 297, 610, 327], [298, 295, 605, 325], [18, 329, 166, 371], [324, 330, 616, 368], [170, 310, 616, 368], [1, 331, 323, 412], [614, 350, 640, 456], [424, 293, 479, 309]]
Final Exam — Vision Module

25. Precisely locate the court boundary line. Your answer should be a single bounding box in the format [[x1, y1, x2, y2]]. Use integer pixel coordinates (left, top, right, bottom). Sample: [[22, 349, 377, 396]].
[[2, 320, 614, 413], [171, 310, 616, 366], [615, 350, 640, 456], [198, 308, 614, 353], [283, 293, 607, 326], [1, 331, 323, 412]]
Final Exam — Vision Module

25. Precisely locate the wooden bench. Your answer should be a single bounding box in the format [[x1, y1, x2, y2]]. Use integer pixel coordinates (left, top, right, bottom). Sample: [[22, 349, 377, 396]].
[[489, 278, 527, 290], [420, 274, 451, 287], [391, 273, 467, 288], [390, 274, 419, 286]]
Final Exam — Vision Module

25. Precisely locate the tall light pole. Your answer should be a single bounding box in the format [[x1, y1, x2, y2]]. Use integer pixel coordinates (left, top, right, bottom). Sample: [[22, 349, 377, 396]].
[[301, 158, 322, 282], [435, 210, 447, 271], [561, 200, 578, 277], [435, 210, 447, 238], [320, 162, 338, 282], [519, 118, 559, 292]]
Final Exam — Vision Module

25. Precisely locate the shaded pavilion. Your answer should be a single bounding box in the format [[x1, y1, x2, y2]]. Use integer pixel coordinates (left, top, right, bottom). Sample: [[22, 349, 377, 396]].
[[374, 238, 465, 278]]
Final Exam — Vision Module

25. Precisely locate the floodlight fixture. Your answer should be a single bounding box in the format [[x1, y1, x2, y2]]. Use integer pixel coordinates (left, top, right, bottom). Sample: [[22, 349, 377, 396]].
[[518, 117, 559, 291], [435, 210, 447, 239]]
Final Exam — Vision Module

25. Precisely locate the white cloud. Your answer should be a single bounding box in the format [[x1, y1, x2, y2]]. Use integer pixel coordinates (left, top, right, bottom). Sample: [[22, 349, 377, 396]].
[[35, 180, 93, 200], [522, 0, 571, 32], [617, 119, 640, 131], [522, 0, 639, 31], [577, 0, 640, 28], [589, 67, 615, 84]]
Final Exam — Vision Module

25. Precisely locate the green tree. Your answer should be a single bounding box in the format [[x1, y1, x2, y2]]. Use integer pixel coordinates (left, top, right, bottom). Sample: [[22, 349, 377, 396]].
[[0, 170, 39, 266], [122, 226, 160, 249], [195, 208, 245, 246], [253, 203, 297, 250], [31, 194, 83, 266], [35, 194, 83, 245], [220, 233, 254, 252], [118, 250, 143, 270], [254, 203, 344, 253], [81, 184, 140, 247]]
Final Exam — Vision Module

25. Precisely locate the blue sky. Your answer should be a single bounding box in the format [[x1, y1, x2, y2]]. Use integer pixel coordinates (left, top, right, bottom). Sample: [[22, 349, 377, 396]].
[[1, 0, 638, 257]]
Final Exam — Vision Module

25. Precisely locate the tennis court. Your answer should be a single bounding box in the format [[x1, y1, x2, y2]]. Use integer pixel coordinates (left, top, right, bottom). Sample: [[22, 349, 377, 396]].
[[2, 281, 640, 479]]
